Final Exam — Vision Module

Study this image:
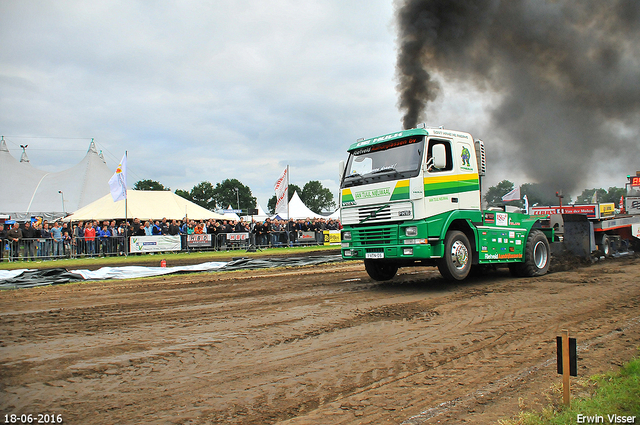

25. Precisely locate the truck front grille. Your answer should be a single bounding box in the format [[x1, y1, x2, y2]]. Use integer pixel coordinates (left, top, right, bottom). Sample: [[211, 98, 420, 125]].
[[357, 205, 392, 223], [340, 202, 413, 225], [353, 227, 395, 245]]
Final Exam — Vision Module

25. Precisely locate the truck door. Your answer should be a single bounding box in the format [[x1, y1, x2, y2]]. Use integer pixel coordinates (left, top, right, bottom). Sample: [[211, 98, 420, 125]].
[[424, 138, 457, 216], [455, 141, 481, 210]]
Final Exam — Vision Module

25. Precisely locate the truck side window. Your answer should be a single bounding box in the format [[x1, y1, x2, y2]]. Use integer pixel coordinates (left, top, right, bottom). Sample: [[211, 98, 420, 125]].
[[426, 140, 453, 172]]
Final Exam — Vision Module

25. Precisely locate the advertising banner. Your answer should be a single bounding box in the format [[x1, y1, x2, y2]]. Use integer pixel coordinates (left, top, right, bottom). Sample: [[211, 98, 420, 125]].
[[187, 234, 212, 247], [274, 167, 289, 216], [130, 236, 181, 253], [626, 197, 640, 215], [227, 233, 249, 242], [323, 230, 341, 246], [298, 231, 316, 241], [531, 205, 599, 219]]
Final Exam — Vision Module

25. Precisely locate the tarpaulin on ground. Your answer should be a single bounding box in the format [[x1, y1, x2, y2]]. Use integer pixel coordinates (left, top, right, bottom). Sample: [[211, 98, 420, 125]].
[[0, 255, 344, 290], [0, 268, 86, 289]]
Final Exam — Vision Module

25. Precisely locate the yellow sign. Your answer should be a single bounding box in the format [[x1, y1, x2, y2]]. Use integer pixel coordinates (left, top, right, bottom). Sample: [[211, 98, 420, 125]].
[[323, 230, 341, 245], [599, 203, 615, 216]]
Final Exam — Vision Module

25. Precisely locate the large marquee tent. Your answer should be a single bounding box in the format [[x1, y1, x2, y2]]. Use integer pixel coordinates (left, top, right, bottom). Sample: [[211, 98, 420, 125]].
[[65, 190, 226, 222], [279, 191, 327, 220], [1, 140, 112, 221]]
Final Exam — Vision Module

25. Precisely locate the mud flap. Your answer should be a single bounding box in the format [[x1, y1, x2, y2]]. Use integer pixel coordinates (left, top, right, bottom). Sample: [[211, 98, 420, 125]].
[[562, 214, 595, 259]]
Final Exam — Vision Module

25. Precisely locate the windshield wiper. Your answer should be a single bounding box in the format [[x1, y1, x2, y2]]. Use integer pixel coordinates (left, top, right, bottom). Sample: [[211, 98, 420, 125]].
[[370, 168, 394, 175], [345, 172, 364, 180], [368, 169, 401, 177]]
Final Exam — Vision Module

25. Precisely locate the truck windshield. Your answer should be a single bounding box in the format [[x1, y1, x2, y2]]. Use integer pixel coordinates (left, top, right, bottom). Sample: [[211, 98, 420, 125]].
[[342, 136, 424, 188]]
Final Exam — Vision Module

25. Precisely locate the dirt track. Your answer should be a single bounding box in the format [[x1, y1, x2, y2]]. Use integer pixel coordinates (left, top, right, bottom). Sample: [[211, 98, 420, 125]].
[[1, 256, 639, 424]]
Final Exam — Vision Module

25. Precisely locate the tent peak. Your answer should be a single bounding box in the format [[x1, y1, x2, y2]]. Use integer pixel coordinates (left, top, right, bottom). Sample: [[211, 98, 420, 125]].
[[19, 145, 30, 162], [0, 138, 8, 153], [87, 140, 98, 154]]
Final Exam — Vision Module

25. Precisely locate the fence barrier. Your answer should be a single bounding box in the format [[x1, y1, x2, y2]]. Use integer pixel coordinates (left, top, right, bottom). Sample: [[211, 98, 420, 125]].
[[0, 231, 341, 262]]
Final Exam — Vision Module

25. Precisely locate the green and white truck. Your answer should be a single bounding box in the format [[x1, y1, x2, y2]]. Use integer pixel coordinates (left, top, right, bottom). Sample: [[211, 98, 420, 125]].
[[339, 126, 553, 281]]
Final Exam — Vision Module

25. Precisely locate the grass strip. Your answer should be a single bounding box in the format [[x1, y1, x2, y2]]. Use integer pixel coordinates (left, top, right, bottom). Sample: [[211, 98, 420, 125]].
[[500, 353, 640, 424]]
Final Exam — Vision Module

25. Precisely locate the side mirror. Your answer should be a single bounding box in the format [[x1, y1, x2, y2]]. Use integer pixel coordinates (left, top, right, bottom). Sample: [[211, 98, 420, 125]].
[[424, 145, 447, 171], [432, 144, 446, 169], [338, 160, 345, 181]]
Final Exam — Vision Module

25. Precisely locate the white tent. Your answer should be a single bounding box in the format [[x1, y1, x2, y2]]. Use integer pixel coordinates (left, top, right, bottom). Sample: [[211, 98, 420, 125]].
[[282, 191, 326, 220], [64, 190, 226, 222], [1, 140, 113, 221], [328, 208, 340, 220], [220, 205, 240, 221], [242, 204, 269, 222]]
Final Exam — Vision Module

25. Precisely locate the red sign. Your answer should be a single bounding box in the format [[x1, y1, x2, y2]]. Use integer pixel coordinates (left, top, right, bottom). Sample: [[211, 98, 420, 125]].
[[631, 176, 640, 187], [227, 233, 249, 241], [531, 205, 598, 219]]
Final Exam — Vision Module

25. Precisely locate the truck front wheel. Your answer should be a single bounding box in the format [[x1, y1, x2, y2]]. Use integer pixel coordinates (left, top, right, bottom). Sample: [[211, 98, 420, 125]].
[[364, 260, 398, 281], [438, 230, 472, 281], [510, 230, 550, 277]]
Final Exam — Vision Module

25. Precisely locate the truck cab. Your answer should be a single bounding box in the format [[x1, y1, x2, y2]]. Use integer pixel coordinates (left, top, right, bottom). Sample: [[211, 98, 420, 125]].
[[340, 127, 551, 281]]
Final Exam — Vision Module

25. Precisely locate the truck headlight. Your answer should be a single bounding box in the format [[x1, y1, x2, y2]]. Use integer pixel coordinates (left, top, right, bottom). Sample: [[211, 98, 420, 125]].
[[403, 239, 428, 245], [405, 226, 418, 237], [343, 231, 352, 241]]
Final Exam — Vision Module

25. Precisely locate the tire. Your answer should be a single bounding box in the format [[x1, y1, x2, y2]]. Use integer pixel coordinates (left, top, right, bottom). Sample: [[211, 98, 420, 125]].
[[364, 260, 398, 281], [512, 230, 550, 277], [437, 230, 472, 281]]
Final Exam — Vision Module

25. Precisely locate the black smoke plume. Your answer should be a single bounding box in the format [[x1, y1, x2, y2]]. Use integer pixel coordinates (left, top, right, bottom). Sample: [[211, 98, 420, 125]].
[[395, 0, 640, 194]]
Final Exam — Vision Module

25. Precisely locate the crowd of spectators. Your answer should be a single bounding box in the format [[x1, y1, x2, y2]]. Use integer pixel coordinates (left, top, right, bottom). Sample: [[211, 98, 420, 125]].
[[0, 216, 341, 262]]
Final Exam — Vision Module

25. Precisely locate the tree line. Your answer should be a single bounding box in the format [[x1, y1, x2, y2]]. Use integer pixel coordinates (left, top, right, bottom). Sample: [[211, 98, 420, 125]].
[[485, 180, 626, 207], [133, 179, 336, 215], [137, 177, 625, 214]]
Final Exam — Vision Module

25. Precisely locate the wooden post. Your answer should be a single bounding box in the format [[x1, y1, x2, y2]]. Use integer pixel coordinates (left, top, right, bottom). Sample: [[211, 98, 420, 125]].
[[562, 329, 571, 406]]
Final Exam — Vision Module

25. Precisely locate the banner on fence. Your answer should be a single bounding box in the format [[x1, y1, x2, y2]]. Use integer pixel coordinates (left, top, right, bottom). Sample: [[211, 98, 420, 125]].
[[227, 233, 249, 242], [187, 234, 212, 247], [298, 231, 316, 240], [130, 236, 181, 253], [323, 230, 341, 246]]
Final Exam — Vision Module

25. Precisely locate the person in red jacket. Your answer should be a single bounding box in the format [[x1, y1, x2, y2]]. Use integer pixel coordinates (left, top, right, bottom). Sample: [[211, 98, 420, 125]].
[[84, 222, 96, 255]]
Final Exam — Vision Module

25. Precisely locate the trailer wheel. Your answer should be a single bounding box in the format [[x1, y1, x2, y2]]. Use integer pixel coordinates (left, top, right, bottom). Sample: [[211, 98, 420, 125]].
[[364, 260, 398, 281], [438, 230, 472, 281], [512, 230, 550, 277]]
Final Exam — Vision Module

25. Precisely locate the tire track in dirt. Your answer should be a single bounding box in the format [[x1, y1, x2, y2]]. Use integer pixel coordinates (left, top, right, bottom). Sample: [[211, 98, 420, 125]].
[[0, 258, 638, 424]]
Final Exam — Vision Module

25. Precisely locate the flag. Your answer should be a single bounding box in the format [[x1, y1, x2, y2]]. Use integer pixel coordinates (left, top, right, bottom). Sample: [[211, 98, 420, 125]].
[[109, 153, 127, 202], [591, 191, 598, 203], [274, 166, 288, 215], [501, 186, 521, 202]]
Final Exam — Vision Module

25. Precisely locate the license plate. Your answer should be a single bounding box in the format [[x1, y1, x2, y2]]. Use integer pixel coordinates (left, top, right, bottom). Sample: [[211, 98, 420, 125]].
[[366, 252, 384, 259]]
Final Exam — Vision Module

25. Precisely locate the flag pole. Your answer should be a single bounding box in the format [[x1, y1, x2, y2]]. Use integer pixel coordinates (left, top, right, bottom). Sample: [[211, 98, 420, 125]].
[[124, 151, 128, 257], [287, 164, 290, 220]]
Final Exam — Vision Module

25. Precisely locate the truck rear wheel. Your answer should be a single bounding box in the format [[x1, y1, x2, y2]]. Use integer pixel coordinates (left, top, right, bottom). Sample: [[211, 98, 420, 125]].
[[437, 230, 472, 281], [511, 230, 550, 277], [364, 260, 398, 281]]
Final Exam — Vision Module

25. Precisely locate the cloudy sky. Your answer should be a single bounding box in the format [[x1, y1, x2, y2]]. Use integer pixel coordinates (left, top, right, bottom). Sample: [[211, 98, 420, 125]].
[[1, 1, 635, 210]]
